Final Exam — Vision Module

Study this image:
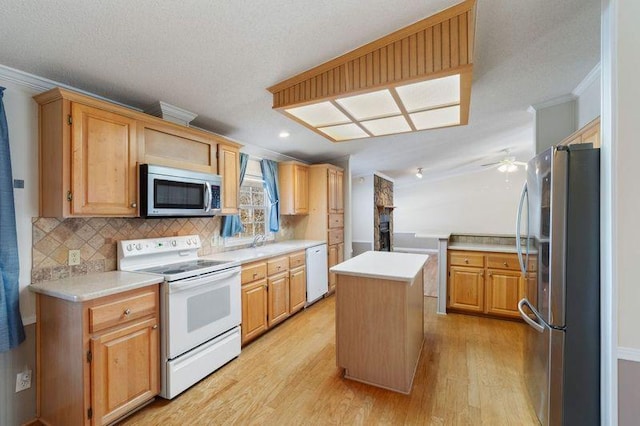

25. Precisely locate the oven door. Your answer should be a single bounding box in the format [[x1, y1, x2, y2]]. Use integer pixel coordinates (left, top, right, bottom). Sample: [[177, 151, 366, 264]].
[[165, 267, 241, 359]]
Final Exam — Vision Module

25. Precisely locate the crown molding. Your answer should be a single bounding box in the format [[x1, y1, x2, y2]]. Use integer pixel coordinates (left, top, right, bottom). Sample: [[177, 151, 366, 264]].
[[527, 93, 577, 113], [144, 101, 198, 126], [0, 63, 142, 110], [572, 62, 601, 97]]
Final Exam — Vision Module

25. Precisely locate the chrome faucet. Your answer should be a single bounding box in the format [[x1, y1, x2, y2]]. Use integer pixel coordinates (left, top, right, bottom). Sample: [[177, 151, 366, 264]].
[[251, 234, 266, 248]]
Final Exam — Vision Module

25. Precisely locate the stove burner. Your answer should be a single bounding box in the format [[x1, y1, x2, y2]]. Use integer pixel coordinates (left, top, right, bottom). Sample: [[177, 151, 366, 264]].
[[164, 269, 186, 274]]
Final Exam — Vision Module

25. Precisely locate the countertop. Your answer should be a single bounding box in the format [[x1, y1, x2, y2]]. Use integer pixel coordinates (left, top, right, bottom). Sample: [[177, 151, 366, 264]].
[[448, 242, 538, 254], [330, 251, 428, 282], [204, 240, 326, 264], [29, 271, 164, 302]]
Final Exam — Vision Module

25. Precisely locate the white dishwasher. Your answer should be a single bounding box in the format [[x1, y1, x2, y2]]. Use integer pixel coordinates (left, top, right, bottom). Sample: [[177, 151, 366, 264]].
[[306, 244, 328, 305]]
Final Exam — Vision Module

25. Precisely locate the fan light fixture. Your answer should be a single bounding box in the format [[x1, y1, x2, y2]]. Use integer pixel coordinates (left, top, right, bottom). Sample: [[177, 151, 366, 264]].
[[498, 163, 518, 173], [416, 168, 423, 179], [267, 0, 476, 142]]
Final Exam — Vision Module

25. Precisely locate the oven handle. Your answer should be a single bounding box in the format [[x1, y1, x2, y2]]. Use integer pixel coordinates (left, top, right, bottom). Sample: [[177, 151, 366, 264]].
[[169, 268, 240, 293]]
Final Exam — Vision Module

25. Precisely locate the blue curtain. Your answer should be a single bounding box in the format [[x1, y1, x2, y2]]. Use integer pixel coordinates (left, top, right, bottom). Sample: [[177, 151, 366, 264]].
[[220, 153, 249, 237], [0, 87, 25, 352], [260, 159, 280, 232]]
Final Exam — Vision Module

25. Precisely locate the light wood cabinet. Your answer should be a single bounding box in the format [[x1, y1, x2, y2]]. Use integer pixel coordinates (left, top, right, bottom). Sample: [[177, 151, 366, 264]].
[[36, 95, 138, 217], [289, 266, 307, 314], [35, 87, 243, 218], [36, 285, 160, 425], [447, 250, 526, 320], [278, 161, 309, 215], [268, 272, 290, 327], [241, 278, 268, 343], [560, 116, 600, 148], [218, 143, 240, 215], [296, 164, 344, 293]]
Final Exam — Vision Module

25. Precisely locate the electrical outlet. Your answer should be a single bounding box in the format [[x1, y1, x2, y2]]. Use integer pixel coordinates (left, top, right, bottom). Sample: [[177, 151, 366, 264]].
[[68, 249, 81, 266], [15, 369, 32, 393]]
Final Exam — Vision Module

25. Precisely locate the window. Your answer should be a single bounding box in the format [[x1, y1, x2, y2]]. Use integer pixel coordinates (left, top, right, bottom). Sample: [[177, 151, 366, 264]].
[[223, 158, 272, 246]]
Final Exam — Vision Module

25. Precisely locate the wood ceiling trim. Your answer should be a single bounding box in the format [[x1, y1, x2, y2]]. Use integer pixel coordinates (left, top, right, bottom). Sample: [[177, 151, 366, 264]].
[[267, 0, 476, 110]]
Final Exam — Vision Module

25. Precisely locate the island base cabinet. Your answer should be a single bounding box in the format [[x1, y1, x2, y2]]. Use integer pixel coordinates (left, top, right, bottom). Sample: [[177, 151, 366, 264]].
[[336, 271, 424, 394]]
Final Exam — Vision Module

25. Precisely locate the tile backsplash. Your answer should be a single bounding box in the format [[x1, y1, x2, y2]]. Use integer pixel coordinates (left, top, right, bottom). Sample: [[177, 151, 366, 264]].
[[449, 234, 517, 246], [32, 215, 297, 283]]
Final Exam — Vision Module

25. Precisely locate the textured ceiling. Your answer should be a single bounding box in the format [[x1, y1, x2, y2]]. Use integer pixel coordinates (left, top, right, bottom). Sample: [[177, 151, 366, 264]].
[[0, 0, 600, 183]]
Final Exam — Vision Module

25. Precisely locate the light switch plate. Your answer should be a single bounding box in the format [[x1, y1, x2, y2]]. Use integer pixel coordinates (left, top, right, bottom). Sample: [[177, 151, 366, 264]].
[[68, 250, 81, 266], [15, 369, 32, 392]]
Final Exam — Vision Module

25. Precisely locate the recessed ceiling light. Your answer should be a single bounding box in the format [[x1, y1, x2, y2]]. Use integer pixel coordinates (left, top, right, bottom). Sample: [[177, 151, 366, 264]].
[[416, 168, 423, 179], [279, 131, 290, 138]]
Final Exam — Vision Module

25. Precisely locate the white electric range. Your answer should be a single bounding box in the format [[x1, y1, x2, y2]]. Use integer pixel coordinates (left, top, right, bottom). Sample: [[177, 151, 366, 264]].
[[118, 235, 241, 399]]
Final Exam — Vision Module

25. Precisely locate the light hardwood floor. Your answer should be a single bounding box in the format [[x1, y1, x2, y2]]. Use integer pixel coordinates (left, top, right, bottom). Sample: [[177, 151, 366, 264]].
[[119, 296, 538, 425]]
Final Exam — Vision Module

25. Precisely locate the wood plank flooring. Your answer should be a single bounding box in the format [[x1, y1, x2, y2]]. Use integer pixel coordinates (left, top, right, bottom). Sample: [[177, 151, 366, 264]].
[[119, 296, 538, 425]]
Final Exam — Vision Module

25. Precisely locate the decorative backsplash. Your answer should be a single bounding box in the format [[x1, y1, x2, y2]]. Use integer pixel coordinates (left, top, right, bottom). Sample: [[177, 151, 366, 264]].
[[31, 215, 297, 283], [449, 234, 517, 246]]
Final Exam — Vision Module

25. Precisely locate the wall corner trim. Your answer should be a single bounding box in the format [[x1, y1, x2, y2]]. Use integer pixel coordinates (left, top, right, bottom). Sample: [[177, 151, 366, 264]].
[[618, 347, 640, 362], [572, 62, 601, 97]]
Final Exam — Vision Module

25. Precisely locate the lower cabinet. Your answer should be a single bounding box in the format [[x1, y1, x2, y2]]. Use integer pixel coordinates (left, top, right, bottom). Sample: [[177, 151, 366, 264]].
[[241, 250, 307, 345], [37, 285, 160, 425], [447, 250, 528, 320], [328, 244, 338, 293]]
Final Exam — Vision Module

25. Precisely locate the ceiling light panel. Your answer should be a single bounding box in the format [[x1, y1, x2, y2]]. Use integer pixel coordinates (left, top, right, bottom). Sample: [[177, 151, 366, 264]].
[[336, 90, 401, 120], [361, 116, 411, 136], [318, 123, 369, 141], [285, 102, 350, 127], [396, 74, 460, 112], [410, 105, 461, 130]]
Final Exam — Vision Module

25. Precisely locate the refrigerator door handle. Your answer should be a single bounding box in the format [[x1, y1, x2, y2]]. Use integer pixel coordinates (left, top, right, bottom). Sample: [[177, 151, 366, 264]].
[[516, 182, 528, 274], [518, 298, 546, 333]]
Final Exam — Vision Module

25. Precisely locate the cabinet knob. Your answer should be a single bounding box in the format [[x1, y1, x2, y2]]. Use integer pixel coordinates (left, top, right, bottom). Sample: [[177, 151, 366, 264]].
[[464, 259, 469, 264], [131, 202, 137, 208], [253, 272, 258, 278], [503, 262, 508, 267], [152, 324, 158, 329], [123, 308, 131, 316]]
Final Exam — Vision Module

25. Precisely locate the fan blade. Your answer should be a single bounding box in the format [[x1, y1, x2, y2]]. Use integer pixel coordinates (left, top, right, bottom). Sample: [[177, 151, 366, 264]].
[[481, 162, 500, 167], [514, 161, 527, 166]]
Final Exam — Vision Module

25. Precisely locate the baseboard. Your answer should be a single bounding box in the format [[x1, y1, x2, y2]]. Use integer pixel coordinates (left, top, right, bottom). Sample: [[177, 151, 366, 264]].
[[618, 346, 640, 362]]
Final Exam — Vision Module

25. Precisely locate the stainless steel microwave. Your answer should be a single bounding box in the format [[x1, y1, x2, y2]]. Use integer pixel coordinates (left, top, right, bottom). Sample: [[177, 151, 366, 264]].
[[140, 164, 222, 217]]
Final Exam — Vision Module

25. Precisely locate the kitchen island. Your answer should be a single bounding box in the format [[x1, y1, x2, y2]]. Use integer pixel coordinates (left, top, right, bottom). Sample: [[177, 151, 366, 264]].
[[330, 251, 428, 394]]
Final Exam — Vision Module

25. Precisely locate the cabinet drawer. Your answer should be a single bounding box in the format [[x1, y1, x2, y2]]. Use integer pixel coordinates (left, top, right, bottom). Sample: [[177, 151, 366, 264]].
[[89, 290, 157, 334], [449, 251, 484, 268], [242, 262, 267, 284], [328, 229, 344, 245], [289, 251, 306, 269], [487, 253, 520, 271], [267, 256, 289, 276], [328, 214, 344, 229]]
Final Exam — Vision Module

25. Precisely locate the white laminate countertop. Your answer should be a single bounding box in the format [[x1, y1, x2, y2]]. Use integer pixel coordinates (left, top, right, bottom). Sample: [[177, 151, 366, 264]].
[[448, 243, 538, 254], [204, 240, 326, 264], [330, 251, 428, 282], [29, 271, 164, 302]]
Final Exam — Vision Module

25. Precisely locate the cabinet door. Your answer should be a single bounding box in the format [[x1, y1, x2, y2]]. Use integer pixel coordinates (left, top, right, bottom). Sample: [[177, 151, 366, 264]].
[[289, 266, 307, 314], [241, 279, 268, 344], [218, 143, 240, 215], [337, 243, 344, 264], [71, 103, 137, 216], [90, 318, 159, 425], [485, 269, 523, 318], [328, 244, 338, 292], [580, 123, 600, 148], [448, 266, 484, 313], [335, 170, 344, 213], [294, 165, 309, 214], [327, 168, 338, 213], [268, 273, 289, 327]]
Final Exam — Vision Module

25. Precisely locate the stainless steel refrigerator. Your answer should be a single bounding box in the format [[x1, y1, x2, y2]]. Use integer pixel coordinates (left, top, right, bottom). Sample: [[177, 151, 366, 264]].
[[516, 144, 600, 426]]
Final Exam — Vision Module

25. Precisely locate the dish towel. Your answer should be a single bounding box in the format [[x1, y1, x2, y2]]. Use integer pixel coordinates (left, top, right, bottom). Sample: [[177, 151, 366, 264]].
[[0, 87, 25, 352]]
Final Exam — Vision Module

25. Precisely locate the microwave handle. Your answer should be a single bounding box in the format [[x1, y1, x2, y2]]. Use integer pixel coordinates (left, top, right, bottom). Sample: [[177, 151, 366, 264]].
[[204, 182, 212, 212]]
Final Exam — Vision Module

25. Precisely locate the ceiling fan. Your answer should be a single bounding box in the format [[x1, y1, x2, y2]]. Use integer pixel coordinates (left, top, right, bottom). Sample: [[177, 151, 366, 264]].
[[481, 149, 527, 173]]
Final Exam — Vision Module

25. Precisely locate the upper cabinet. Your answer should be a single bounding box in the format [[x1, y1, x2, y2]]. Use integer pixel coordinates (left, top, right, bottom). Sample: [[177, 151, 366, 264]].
[[278, 161, 309, 215], [34, 88, 242, 217], [560, 117, 600, 148], [328, 168, 344, 214], [218, 143, 240, 215]]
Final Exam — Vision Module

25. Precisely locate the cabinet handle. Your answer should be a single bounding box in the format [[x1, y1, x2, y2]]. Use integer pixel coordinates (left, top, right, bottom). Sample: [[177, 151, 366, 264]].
[[123, 308, 131, 316], [131, 202, 137, 208], [503, 262, 508, 267], [488, 272, 492, 277], [277, 266, 281, 270], [152, 324, 158, 329]]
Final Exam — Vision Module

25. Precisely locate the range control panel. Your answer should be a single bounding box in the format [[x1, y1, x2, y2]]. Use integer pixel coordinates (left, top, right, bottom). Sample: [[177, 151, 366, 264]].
[[119, 235, 202, 257]]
